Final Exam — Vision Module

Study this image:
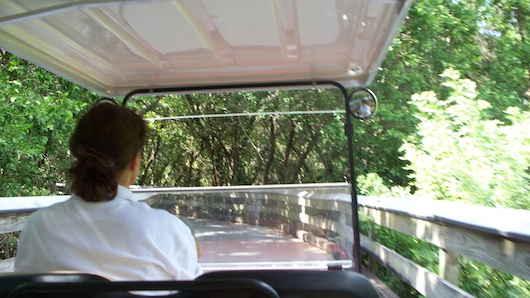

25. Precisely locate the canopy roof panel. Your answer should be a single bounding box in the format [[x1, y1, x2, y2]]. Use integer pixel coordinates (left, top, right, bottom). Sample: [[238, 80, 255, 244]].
[[0, 0, 412, 97]]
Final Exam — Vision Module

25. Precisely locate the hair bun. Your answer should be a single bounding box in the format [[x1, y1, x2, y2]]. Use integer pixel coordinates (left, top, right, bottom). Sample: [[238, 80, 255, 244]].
[[77, 145, 115, 169]]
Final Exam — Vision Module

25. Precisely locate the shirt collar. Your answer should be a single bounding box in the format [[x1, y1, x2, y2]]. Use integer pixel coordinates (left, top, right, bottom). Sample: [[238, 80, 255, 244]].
[[71, 185, 138, 203], [115, 184, 139, 202]]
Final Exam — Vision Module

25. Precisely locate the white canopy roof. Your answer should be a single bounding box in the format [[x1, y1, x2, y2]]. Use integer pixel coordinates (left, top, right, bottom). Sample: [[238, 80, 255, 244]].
[[0, 0, 412, 97]]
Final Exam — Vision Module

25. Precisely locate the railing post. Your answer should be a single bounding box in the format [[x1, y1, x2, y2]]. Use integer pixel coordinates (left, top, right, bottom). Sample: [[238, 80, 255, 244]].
[[368, 225, 378, 275], [439, 248, 459, 286]]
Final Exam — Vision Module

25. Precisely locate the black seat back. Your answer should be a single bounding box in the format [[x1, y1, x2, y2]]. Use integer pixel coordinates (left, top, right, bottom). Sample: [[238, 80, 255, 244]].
[[0, 272, 110, 298], [1, 273, 279, 298], [197, 270, 380, 298], [1, 270, 377, 297]]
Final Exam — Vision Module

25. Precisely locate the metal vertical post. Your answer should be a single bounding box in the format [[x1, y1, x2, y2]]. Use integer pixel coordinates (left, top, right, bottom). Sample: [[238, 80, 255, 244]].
[[344, 94, 362, 273]]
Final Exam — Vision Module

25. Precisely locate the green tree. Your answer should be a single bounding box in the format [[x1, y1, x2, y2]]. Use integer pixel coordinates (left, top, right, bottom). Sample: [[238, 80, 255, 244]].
[[477, 0, 530, 116], [366, 0, 489, 188], [0, 51, 95, 196], [135, 88, 349, 187], [401, 69, 530, 209]]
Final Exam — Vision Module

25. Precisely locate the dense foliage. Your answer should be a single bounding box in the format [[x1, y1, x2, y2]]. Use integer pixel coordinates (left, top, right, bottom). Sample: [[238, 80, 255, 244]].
[[1, 0, 529, 297], [133, 89, 348, 187], [0, 54, 96, 196], [402, 69, 530, 209]]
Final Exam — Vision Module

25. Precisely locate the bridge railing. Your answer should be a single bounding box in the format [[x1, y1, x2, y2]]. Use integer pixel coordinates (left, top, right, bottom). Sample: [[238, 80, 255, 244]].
[[1, 183, 529, 298], [358, 196, 530, 297]]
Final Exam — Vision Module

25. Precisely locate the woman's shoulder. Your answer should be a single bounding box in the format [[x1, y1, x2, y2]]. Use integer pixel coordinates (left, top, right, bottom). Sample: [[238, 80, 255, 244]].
[[144, 206, 189, 228], [22, 196, 78, 229], [123, 200, 187, 226], [124, 203, 193, 242]]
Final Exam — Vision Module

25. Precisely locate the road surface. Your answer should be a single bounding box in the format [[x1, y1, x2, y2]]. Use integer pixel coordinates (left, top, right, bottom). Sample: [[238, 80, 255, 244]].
[[182, 218, 347, 271]]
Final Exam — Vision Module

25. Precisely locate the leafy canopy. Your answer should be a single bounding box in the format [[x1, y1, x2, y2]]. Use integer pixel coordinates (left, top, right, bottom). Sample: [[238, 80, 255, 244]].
[[401, 69, 530, 209]]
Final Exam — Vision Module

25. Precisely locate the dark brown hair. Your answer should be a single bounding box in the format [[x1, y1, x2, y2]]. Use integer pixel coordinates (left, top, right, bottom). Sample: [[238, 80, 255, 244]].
[[68, 101, 147, 202]]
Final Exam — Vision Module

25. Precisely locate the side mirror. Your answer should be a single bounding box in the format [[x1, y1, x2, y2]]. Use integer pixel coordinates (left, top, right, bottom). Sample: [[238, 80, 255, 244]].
[[347, 88, 378, 119]]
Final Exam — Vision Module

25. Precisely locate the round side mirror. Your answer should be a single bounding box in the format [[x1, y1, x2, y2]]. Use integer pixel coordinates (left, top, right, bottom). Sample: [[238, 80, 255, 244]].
[[347, 88, 378, 119]]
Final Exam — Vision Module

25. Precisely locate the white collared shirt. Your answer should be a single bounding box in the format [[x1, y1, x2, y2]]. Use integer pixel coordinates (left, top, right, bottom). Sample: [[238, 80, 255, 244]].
[[15, 185, 202, 281]]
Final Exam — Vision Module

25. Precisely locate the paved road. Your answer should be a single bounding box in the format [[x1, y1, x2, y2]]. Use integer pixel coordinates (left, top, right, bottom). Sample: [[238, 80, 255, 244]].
[[182, 218, 342, 271]]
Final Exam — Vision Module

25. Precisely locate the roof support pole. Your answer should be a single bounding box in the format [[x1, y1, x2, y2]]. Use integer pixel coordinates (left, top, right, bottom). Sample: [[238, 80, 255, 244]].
[[342, 88, 362, 273]]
